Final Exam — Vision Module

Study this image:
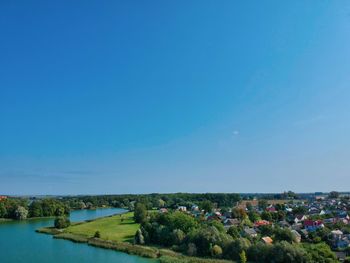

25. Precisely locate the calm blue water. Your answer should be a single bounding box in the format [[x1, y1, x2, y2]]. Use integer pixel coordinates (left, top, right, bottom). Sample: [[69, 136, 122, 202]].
[[0, 208, 156, 263]]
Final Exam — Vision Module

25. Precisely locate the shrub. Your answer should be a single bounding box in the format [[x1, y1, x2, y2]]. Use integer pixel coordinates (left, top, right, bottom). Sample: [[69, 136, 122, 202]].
[[211, 245, 223, 257], [94, 231, 101, 238], [54, 217, 70, 229]]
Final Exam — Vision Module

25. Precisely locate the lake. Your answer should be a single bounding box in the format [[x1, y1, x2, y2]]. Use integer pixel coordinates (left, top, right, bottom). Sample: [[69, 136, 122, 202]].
[[0, 208, 156, 263]]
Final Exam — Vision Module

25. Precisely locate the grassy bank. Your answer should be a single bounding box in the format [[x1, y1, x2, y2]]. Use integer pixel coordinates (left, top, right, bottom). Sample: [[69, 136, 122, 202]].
[[37, 212, 235, 262], [64, 211, 138, 242]]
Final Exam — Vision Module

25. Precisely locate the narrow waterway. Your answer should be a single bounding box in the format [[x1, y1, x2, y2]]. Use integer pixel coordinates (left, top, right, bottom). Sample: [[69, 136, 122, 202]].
[[0, 208, 156, 263]]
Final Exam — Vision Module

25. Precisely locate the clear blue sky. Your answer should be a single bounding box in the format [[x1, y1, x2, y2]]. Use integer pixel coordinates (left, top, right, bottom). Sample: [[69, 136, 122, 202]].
[[1, 1, 350, 195]]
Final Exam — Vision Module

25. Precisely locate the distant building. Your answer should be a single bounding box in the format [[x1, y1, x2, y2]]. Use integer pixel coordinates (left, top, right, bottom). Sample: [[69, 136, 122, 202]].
[[177, 206, 187, 212], [261, 236, 273, 244], [0, 196, 7, 201]]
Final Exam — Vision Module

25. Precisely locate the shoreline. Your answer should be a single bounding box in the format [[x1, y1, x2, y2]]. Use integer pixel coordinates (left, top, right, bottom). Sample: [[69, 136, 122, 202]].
[[36, 228, 235, 263]]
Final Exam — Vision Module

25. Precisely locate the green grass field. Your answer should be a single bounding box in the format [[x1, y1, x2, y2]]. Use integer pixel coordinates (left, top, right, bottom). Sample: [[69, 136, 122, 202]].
[[64, 212, 139, 242]]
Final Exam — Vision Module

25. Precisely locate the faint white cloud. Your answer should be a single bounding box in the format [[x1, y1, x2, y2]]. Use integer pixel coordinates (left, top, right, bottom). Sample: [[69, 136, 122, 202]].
[[293, 115, 327, 127], [232, 130, 240, 136]]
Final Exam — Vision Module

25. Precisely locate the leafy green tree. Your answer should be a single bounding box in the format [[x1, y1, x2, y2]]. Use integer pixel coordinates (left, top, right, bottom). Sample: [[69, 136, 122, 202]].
[[201, 200, 213, 213], [134, 203, 148, 223], [247, 243, 273, 262], [232, 208, 247, 220], [270, 241, 308, 263], [167, 211, 198, 233], [158, 199, 166, 208], [211, 244, 223, 257], [302, 243, 337, 263], [0, 202, 7, 218], [54, 217, 70, 229], [172, 229, 185, 245], [189, 226, 232, 256], [224, 238, 251, 260], [134, 229, 145, 245], [248, 211, 260, 222], [261, 211, 273, 221], [239, 250, 247, 263], [94, 231, 101, 238], [29, 201, 43, 217], [227, 226, 240, 239], [187, 243, 197, 256], [274, 228, 295, 243], [15, 206, 28, 220]]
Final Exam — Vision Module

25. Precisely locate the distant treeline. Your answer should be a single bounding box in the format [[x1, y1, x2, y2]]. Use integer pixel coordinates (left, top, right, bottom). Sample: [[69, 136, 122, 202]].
[[61, 193, 242, 211], [0, 198, 69, 220]]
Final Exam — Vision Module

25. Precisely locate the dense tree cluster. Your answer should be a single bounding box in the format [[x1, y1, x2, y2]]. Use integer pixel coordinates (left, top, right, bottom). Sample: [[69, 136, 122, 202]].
[[0, 198, 69, 220], [134, 209, 338, 263], [60, 193, 241, 211]]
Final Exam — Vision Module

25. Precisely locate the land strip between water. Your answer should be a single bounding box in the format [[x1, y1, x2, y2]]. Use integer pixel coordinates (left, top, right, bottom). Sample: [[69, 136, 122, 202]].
[[36, 212, 235, 263]]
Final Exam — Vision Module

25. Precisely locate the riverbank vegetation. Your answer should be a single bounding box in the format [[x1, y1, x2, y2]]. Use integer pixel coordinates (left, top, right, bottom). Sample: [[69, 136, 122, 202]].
[[0, 198, 69, 220]]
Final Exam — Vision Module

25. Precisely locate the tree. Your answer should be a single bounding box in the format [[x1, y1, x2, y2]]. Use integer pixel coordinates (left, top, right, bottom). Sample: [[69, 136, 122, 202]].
[[158, 199, 166, 208], [224, 238, 251, 260], [94, 231, 101, 238], [274, 228, 295, 243], [54, 217, 70, 229], [261, 211, 273, 222], [201, 200, 213, 213], [29, 201, 43, 217], [232, 208, 247, 220], [15, 206, 28, 220], [0, 202, 7, 218], [246, 202, 253, 211], [248, 211, 260, 222], [227, 226, 240, 239], [302, 243, 337, 263], [187, 243, 197, 256], [134, 203, 148, 223], [239, 250, 247, 263], [172, 229, 185, 245], [329, 191, 339, 199], [134, 229, 145, 245], [211, 245, 223, 257], [270, 241, 308, 263], [258, 200, 268, 210]]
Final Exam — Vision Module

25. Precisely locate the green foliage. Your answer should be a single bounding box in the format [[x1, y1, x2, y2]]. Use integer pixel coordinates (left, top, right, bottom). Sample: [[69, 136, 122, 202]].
[[0, 202, 7, 218], [247, 242, 273, 262], [239, 250, 247, 263], [232, 208, 247, 220], [134, 203, 148, 223], [274, 228, 295, 243], [188, 226, 232, 257], [211, 245, 223, 257], [172, 229, 185, 245], [187, 243, 197, 256], [248, 211, 260, 222], [223, 238, 251, 260], [261, 211, 273, 221], [134, 229, 145, 245], [54, 216, 71, 229], [201, 200, 214, 213], [258, 200, 268, 210], [270, 241, 308, 263], [94, 231, 101, 238], [14, 206, 28, 220], [227, 226, 240, 239], [302, 243, 337, 263]]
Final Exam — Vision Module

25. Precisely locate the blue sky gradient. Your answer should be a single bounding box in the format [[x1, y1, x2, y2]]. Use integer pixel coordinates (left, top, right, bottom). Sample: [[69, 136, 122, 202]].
[[1, 1, 350, 194]]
